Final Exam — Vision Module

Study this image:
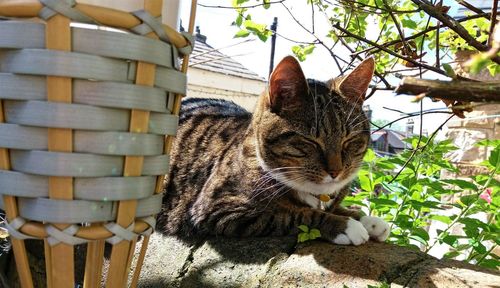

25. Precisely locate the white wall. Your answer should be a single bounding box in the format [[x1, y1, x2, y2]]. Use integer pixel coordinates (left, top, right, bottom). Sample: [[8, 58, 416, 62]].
[[187, 68, 266, 111]]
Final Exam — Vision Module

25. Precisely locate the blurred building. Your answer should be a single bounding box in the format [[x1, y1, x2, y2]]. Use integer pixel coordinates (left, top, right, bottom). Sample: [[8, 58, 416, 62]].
[[186, 27, 266, 111]]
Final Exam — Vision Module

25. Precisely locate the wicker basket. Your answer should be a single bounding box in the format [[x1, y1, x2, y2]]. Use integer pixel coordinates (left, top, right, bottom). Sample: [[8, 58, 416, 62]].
[[0, 0, 194, 287]]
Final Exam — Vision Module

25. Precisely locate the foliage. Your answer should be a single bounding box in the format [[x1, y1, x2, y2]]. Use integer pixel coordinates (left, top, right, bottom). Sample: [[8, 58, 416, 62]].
[[222, 0, 500, 270], [344, 139, 499, 269], [229, 0, 500, 82], [298, 224, 322, 243]]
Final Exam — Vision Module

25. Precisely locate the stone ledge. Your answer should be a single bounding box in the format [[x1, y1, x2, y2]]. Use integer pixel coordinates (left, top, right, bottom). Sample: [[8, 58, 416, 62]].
[[135, 233, 500, 288], [3, 233, 499, 287]]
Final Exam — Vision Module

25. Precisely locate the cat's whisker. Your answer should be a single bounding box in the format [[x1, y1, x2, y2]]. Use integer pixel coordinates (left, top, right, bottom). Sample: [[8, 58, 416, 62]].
[[345, 102, 357, 126], [347, 111, 365, 127], [350, 118, 370, 130]]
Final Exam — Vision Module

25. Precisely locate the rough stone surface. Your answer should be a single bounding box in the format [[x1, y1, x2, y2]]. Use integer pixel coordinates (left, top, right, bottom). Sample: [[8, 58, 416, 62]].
[[130, 234, 500, 288], [3, 234, 500, 288], [445, 129, 490, 163], [133, 234, 194, 287]]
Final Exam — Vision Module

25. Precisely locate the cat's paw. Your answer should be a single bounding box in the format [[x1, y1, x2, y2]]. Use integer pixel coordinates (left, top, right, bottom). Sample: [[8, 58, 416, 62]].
[[332, 218, 369, 246], [360, 216, 390, 242]]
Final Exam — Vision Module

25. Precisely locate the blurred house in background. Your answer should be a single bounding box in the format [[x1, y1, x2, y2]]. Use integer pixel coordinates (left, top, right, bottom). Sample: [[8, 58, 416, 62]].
[[186, 27, 266, 111]]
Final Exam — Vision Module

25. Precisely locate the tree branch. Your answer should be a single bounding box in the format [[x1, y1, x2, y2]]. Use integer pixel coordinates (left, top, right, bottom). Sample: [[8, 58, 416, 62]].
[[332, 23, 452, 77], [395, 77, 500, 102], [488, 0, 499, 47], [198, 0, 286, 9], [456, 0, 486, 15], [411, 0, 500, 64], [351, 13, 491, 57]]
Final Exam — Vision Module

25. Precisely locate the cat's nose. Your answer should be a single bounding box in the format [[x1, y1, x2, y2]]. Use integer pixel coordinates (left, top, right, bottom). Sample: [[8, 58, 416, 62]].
[[329, 170, 341, 179]]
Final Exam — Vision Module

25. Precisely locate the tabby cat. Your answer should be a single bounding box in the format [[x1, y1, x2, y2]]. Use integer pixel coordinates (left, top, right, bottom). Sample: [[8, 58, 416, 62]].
[[157, 56, 390, 245]]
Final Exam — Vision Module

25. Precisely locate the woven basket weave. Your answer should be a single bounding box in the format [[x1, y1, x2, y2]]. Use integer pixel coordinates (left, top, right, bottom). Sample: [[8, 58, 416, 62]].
[[0, 0, 194, 287]]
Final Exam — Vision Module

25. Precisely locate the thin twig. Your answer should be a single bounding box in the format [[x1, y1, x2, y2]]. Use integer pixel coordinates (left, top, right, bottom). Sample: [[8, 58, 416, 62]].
[[456, 0, 486, 14], [411, 0, 500, 64], [371, 111, 453, 133], [435, 0, 441, 69], [488, 0, 499, 47], [190, 39, 255, 59], [198, 0, 286, 9], [324, 0, 420, 14], [388, 115, 454, 184], [351, 13, 491, 57], [333, 23, 453, 77], [311, 0, 315, 34]]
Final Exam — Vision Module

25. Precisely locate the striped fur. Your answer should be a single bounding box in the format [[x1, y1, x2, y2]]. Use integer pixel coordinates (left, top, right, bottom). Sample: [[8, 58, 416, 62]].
[[157, 57, 374, 242]]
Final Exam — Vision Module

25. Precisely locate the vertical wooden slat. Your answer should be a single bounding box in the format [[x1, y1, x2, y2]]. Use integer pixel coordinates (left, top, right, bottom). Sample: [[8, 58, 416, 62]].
[[1, 99, 34, 287], [105, 1, 161, 287], [83, 238, 105, 288], [134, 1, 198, 286], [45, 14, 74, 288]]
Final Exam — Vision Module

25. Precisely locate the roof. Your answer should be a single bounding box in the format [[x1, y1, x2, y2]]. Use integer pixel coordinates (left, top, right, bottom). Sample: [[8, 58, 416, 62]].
[[188, 37, 266, 82], [371, 129, 412, 149]]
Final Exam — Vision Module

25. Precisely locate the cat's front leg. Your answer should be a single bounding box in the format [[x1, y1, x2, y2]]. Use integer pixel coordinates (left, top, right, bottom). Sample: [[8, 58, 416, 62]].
[[328, 206, 390, 242], [288, 209, 370, 246], [359, 216, 390, 242]]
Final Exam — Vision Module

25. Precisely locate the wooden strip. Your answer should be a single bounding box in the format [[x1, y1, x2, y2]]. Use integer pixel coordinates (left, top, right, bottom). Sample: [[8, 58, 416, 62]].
[[43, 241, 53, 288], [106, 1, 161, 286], [130, 235, 150, 287], [83, 239, 105, 288], [1, 87, 34, 288], [17, 220, 151, 240], [155, 0, 197, 193], [0, 0, 188, 49], [45, 14, 74, 288]]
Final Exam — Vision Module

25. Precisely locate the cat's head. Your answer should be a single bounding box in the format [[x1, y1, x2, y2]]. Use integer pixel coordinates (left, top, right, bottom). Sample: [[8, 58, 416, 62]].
[[253, 56, 374, 195]]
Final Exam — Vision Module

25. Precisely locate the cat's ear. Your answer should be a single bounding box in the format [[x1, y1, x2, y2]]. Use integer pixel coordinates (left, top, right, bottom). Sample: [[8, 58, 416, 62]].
[[268, 56, 308, 113], [333, 57, 374, 104]]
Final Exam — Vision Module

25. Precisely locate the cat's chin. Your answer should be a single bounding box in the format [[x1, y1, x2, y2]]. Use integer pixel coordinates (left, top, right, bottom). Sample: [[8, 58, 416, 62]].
[[289, 175, 355, 195], [263, 166, 360, 196]]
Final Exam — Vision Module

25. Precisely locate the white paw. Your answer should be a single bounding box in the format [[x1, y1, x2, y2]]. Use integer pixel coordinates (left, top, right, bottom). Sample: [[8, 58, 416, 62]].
[[360, 216, 390, 242], [333, 218, 369, 246]]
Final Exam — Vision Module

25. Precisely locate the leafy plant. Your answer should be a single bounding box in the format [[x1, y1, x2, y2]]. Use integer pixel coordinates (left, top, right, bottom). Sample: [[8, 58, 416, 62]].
[[229, 0, 499, 79], [344, 138, 499, 269], [298, 225, 322, 243]]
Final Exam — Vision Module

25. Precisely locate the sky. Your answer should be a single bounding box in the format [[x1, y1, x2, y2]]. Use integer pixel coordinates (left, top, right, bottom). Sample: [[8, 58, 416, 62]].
[[177, 0, 463, 135]]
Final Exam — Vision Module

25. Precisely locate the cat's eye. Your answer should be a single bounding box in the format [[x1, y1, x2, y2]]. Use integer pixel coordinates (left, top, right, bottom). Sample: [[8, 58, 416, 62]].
[[282, 146, 307, 158], [342, 137, 367, 155]]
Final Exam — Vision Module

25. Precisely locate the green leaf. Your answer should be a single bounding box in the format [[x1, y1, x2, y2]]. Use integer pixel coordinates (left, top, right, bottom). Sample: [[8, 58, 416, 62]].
[[429, 215, 452, 224], [364, 148, 376, 162], [309, 228, 322, 239], [471, 240, 487, 254], [443, 250, 461, 259], [442, 63, 456, 78], [459, 195, 477, 207], [291, 44, 316, 61], [359, 174, 373, 192], [235, 14, 243, 26], [412, 227, 430, 241], [263, 0, 271, 9], [401, 19, 417, 29], [298, 225, 309, 233], [442, 234, 458, 247], [487, 63, 500, 76], [234, 29, 250, 38], [468, 54, 490, 75], [442, 179, 478, 191], [479, 259, 500, 269], [476, 139, 500, 147], [369, 198, 398, 207], [488, 144, 499, 168], [298, 233, 310, 243]]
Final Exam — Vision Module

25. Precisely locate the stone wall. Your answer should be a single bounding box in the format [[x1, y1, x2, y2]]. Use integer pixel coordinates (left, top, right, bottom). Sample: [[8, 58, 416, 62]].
[[4, 234, 500, 287]]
